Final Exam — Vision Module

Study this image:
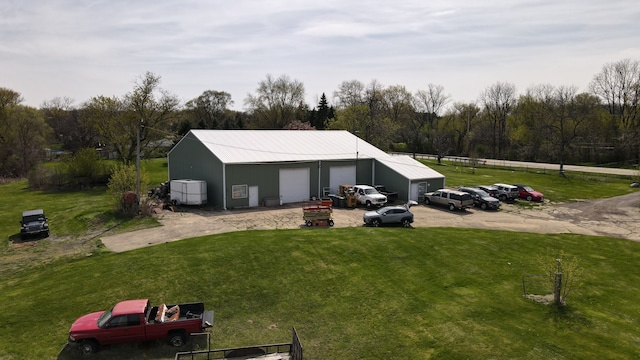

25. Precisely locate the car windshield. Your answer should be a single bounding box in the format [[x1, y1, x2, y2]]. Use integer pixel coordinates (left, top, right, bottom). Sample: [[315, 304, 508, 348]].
[[524, 186, 534, 191], [375, 207, 390, 214], [97, 307, 114, 328], [476, 190, 489, 197], [23, 215, 44, 222]]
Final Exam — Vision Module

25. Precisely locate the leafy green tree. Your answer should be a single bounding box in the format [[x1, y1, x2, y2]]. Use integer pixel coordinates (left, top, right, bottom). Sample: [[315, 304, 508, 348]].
[[184, 90, 234, 129], [84, 72, 180, 164], [2, 104, 51, 177], [244, 74, 306, 128]]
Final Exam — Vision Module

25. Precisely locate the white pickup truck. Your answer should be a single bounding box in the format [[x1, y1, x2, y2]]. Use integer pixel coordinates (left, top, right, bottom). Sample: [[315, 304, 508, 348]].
[[353, 185, 387, 208]]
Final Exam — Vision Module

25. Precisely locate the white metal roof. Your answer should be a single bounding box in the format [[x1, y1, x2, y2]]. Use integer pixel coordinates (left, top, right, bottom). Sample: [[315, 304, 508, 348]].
[[186, 130, 389, 164], [377, 154, 445, 180], [178, 130, 443, 180]]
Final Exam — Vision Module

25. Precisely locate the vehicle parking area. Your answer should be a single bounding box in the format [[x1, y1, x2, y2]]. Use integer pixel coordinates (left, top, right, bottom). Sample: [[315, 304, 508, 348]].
[[100, 192, 640, 253]]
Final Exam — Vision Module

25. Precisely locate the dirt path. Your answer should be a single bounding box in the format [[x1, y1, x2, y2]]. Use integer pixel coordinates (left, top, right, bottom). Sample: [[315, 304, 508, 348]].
[[100, 192, 640, 253]]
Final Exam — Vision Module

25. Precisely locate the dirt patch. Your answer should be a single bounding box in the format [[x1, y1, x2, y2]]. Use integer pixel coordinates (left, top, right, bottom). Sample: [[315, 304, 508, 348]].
[[100, 192, 640, 253]]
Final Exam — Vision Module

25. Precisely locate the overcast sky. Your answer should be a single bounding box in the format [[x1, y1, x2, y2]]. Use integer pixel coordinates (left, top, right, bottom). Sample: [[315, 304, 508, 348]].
[[2, 0, 640, 111]]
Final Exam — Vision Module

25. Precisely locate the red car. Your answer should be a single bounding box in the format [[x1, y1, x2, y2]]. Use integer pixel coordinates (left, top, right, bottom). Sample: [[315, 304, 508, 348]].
[[514, 184, 544, 202]]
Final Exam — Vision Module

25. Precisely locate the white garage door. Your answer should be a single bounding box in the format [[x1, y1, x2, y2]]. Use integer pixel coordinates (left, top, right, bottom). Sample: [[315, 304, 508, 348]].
[[279, 168, 310, 204], [329, 166, 356, 194]]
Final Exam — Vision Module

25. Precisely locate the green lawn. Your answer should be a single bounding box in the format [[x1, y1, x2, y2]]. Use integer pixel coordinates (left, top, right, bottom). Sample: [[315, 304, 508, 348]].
[[1, 158, 640, 359], [1, 229, 640, 359]]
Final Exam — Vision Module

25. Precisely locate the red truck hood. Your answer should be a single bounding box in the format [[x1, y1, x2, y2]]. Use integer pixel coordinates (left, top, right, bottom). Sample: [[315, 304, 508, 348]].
[[70, 311, 104, 333]]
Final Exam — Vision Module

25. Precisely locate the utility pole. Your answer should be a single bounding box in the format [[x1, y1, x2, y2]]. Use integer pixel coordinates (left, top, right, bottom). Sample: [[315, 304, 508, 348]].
[[355, 130, 359, 183], [136, 119, 142, 211]]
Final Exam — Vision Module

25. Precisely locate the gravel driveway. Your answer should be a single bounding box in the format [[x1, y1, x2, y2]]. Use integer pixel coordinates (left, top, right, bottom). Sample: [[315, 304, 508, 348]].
[[100, 192, 640, 252]]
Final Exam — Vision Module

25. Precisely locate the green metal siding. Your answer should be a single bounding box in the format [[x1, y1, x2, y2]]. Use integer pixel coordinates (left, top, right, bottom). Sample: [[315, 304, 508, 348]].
[[168, 133, 224, 208], [374, 160, 446, 202]]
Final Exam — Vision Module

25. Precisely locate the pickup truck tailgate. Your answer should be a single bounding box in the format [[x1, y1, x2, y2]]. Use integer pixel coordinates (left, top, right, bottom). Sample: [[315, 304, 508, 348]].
[[202, 310, 214, 329]]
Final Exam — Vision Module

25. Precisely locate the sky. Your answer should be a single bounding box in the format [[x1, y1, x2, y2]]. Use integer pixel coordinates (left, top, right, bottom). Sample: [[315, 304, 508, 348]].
[[2, 0, 640, 111]]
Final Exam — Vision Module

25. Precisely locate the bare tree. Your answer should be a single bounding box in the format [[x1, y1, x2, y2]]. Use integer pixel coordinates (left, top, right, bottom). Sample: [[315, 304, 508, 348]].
[[479, 82, 517, 159], [414, 84, 450, 162], [589, 58, 640, 162], [332, 80, 366, 109], [244, 74, 306, 128]]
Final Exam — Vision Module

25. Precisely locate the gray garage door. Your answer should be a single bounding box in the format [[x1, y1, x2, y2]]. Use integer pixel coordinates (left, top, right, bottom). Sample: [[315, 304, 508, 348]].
[[279, 168, 310, 204]]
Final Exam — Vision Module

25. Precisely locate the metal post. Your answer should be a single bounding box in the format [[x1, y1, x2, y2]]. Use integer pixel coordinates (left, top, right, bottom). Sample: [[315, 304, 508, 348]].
[[136, 120, 141, 210]]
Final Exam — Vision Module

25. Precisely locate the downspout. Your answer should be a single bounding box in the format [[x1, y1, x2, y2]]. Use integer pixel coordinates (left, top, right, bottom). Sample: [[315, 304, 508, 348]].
[[222, 163, 227, 210], [318, 161, 322, 199], [371, 159, 376, 185]]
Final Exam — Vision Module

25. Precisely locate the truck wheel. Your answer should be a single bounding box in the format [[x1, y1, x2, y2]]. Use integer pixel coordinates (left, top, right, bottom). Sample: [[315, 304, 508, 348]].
[[79, 339, 99, 355], [366, 200, 372, 208], [448, 203, 456, 211], [424, 198, 431, 205], [328, 219, 334, 227], [481, 203, 487, 210], [168, 331, 187, 347], [305, 221, 312, 227]]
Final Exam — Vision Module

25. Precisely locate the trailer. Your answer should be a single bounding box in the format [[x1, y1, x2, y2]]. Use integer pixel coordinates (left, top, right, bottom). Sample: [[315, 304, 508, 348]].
[[170, 180, 207, 205], [302, 200, 333, 227]]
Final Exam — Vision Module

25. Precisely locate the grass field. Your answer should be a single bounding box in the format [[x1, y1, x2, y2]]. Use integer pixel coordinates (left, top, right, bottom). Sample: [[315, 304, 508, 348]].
[[1, 158, 639, 359], [2, 229, 640, 359]]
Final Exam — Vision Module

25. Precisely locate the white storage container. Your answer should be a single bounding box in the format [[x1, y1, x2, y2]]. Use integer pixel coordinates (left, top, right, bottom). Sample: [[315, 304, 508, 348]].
[[170, 179, 207, 205]]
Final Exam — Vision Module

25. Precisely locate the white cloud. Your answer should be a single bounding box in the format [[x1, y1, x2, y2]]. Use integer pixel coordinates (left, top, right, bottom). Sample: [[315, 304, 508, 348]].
[[1, 0, 639, 109]]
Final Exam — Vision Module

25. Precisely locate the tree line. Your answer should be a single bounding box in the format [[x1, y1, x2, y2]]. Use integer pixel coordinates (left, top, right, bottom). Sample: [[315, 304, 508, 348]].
[[1, 58, 639, 180]]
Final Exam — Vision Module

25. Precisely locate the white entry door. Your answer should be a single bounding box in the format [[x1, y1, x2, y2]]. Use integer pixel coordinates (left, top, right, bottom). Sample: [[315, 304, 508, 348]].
[[249, 186, 259, 207], [279, 168, 310, 204]]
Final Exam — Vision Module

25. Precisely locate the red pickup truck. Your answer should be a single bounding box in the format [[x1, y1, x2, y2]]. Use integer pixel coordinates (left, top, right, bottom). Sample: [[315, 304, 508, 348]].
[[67, 299, 214, 355]]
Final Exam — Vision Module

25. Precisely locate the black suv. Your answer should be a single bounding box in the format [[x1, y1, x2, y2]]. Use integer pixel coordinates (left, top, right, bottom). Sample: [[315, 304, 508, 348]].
[[459, 187, 501, 210], [20, 209, 50, 240]]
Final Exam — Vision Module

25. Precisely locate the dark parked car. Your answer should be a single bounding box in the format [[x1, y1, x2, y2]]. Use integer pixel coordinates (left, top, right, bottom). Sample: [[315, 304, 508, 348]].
[[459, 187, 501, 210], [477, 185, 499, 198], [514, 184, 544, 202], [20, 209, 49, 240], [363, 201, 417, 227]]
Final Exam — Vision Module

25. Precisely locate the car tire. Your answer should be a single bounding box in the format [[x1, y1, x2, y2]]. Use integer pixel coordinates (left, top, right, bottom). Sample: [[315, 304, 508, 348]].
[[372, 219, 381, 227], [328, 219, 334, 227], [481, 203, 487, 210], [448, 203, 456, 211], [305, 221, 311, 227], [499, 194, 507, 201], [526, 195, 532, 201], [79, 339, 99, 355], [366, 200, 373, 208], [401, 219, 411, 228], [168, 331, 187, 347], [424, 198, 431, 205]]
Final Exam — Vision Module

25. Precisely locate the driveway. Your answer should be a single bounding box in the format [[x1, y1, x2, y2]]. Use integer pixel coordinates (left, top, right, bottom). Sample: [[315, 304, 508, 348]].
[[100, 192, 640, 252]]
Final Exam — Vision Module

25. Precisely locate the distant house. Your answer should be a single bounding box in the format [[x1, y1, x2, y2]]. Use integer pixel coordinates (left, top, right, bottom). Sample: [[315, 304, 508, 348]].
[[167, 130, 445, 209]]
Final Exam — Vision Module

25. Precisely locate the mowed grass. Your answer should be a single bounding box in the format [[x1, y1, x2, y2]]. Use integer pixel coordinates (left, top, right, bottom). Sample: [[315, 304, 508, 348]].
[[1, 158, 640, 359], [1, 228, 640, 359]]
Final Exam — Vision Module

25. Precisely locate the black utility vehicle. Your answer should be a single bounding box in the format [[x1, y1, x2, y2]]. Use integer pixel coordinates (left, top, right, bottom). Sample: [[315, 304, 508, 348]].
[[20, 209, 49, 240]]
